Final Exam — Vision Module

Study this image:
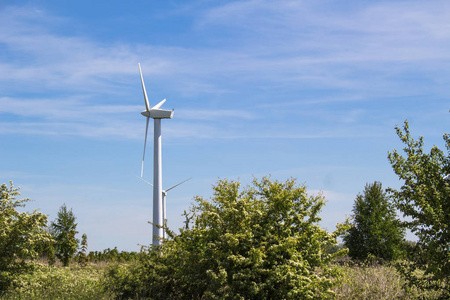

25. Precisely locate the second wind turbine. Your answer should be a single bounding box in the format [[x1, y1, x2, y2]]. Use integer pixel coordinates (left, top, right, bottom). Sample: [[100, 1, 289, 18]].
[[138, 63, 173, 247]]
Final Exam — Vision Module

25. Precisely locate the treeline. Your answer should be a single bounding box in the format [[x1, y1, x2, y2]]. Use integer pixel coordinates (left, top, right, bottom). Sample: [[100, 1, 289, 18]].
[[1, 120, 449, 299], [87, 248, 140, 263]]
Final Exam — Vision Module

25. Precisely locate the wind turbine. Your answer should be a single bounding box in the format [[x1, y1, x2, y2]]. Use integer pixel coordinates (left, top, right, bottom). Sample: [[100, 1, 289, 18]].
[[138, 63, 174, 247], [138, 176, 192, 239]]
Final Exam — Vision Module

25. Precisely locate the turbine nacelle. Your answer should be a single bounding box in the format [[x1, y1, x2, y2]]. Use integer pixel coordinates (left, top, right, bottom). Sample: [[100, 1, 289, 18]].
[[141, 98, 174, 119], [141, 109, 174, 119]]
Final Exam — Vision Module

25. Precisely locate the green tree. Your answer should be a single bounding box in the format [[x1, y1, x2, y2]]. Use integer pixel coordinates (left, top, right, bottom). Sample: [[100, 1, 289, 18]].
[[77, 233, 88, 267], [0, 181, 52, 291], [343, 181, 405, 261], [107, 177, 349, 299], [51, 204, 79, 267], [388, 121, 450, 296]]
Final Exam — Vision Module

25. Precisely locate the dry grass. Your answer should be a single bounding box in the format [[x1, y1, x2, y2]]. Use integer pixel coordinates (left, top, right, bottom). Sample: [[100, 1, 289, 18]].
[[334, 262, 442, 300]]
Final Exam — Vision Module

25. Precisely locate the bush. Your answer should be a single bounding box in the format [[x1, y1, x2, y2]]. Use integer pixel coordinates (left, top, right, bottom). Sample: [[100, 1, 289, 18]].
[[106, 177, 349, 299], [388, 121, 450, 296], [0, 181, 52, 292], [3, 264, 113, 299]]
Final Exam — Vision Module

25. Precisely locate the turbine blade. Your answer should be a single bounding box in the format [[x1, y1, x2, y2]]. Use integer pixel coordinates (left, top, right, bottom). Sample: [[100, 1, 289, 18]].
[[152, 99, 166, 110], [137, 176, 153, 187], [138, 63, 150, 111], [141, 117, 150, 177], [165, 177, 193, 192]]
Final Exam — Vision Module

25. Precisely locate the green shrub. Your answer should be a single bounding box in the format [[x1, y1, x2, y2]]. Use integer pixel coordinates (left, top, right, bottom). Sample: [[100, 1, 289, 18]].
[[105, 177, 349, 299], [0, 181, 52, 292], [3, 263, 113, 299], [388, 121, 450, 296]]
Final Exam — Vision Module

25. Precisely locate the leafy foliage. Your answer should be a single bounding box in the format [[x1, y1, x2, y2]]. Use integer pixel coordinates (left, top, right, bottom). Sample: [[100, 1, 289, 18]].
[[51, 204, 79, 267], [3, 260, 443, 300], [106, 177, 349, 299], [4, 264, 112, 299], [388, 121, 450, 296], [77, 233, 88, 267], [88, 247, 140, 263], [0, 181, 52, 292], [343, 182, 405, 261]]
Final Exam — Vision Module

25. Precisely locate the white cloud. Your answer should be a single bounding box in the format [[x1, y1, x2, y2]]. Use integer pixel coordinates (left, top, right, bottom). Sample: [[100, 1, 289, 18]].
[[198, 0, 450, 58], [0, 97, 139, 120], [2, 1, 449, 97], [195, 0, 450, 89], [1, 2, 448, 140], [176, 109, 256, 121]]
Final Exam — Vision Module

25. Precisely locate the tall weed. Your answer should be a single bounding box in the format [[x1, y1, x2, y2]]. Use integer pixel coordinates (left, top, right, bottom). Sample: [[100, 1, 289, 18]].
[[2, 263, 113, 299], [335, 262, 443, 300]]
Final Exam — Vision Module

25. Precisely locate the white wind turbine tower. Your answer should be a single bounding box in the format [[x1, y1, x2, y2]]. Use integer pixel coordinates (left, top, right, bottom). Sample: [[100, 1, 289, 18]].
[[138, 63, 173, 247], [138, 176, 192, 239]]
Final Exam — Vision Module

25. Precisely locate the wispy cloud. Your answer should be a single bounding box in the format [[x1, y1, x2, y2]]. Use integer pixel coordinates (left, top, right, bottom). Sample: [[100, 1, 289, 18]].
[[0, 6, 140, 94], [195, 0, 450, 93], [198, 0, 450, 61], [3, 1, 449, 97], [1, 2, 448, 140], [0, 95, 259, 139], [0, 97, 139, 120], [176, 109, 256, 121]]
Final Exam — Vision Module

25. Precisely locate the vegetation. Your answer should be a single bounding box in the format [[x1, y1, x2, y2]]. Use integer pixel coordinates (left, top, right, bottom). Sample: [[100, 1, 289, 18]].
[[51, 204, 79, 267], [87, 247, 141, 263], [334, 261, 443, 300], [4, 263, 113, 299], [105, 177, 349, 299], [1, 118, 449, 299], [343, 182, 405, 261], [77, 233, 89, 267], [388, 121, 450, 296], [0, 181, 52, 292], [2, 260, 445, 299]]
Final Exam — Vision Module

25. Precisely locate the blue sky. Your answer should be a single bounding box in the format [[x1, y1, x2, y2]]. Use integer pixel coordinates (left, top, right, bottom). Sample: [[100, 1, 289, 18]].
[[1, 0, 449, 251]]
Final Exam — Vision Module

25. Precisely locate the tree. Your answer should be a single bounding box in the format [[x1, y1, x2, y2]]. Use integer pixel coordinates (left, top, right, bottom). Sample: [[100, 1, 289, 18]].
[[51, 204, 79, 267], [0, 181, 52, 291], [343, 181, 405, 261], [388, 121, 450, 296], [107, 177, 349, 299], [77, 233, 88, 267]]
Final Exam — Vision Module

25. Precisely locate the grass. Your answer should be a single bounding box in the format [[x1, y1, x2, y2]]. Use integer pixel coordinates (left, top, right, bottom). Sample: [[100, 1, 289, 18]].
[[334, 262, 443, 300], [2, 262, 114, 299]]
